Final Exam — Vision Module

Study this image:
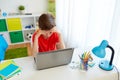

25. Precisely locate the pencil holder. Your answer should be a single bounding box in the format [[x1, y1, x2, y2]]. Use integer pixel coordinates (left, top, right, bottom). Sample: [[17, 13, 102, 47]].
[[80, 58, 88, 71]]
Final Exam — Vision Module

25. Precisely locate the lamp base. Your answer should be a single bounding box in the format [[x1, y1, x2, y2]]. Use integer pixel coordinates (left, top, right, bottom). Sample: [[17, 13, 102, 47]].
[[99, 60, 114, 71]]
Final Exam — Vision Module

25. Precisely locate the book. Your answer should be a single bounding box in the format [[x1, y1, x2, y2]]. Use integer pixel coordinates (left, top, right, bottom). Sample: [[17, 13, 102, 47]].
[[0, 60, 21, 80], [0, 60, 16, 70]]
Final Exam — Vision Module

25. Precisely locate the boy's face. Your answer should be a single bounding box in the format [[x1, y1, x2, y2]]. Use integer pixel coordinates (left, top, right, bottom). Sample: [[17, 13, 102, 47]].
[[42, 28, 55, 38]]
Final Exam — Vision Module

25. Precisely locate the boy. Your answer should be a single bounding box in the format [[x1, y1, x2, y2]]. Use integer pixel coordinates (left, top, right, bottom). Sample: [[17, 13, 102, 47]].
[[32, 13, 65, 56]]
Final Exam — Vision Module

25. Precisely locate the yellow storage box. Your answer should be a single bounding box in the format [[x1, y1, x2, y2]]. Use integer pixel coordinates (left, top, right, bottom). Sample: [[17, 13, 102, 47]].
[[6, 18, 22, 31]]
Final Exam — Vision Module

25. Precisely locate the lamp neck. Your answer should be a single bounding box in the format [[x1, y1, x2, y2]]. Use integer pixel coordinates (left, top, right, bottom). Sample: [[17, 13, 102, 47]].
[[107, 45, 115, 65]]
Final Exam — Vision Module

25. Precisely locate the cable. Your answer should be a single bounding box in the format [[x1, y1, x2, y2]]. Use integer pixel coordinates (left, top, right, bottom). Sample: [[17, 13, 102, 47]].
[[114, 66, 119, 80]]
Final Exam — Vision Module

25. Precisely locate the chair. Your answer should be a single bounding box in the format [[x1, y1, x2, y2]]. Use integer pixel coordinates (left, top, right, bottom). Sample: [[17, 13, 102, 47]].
[[0, 35, 8, 61]]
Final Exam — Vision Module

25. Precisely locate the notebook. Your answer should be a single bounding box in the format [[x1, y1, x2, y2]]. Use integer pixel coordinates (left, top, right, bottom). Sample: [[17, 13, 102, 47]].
[[34, 48, 74, 70], [0, 60, 21, 79], [0, 64, 19, 78]]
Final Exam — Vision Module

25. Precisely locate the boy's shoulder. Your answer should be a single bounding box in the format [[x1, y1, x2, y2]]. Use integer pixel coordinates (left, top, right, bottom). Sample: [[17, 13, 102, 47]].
[[53, 32, 61, 38], [53, 31, 60, 35]]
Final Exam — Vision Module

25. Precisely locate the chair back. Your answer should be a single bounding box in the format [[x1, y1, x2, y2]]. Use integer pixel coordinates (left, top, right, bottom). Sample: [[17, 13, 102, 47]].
[[0, 35, 8, 61]]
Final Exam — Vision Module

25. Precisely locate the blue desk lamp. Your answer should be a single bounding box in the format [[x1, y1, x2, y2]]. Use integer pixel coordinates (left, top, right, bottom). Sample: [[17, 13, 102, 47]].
[[92, 40, 114, 71]]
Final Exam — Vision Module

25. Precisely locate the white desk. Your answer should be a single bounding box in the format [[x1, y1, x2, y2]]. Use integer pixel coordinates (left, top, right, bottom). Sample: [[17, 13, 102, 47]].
[[9, 48, 119, 80]]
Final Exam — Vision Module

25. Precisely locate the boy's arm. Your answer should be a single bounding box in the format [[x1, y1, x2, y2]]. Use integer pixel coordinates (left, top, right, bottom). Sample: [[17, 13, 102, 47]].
[[32, 30, 42, 56], [56, 33, 65, 49]]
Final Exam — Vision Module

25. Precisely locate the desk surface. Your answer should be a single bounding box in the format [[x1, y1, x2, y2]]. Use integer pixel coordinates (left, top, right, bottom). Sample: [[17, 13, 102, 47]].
[[9, 48, 118, 80]]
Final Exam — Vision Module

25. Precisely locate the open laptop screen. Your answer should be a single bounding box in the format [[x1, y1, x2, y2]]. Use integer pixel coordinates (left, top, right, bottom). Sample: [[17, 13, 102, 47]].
[[34, 48, 74, 70]]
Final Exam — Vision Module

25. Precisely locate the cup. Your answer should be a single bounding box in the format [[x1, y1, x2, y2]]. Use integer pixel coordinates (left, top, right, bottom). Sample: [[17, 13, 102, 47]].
[[80, 58, 88, 71]]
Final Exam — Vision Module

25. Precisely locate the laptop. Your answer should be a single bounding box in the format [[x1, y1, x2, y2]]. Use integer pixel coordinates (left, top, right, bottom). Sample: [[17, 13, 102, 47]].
[[34, 48, 74, 70]]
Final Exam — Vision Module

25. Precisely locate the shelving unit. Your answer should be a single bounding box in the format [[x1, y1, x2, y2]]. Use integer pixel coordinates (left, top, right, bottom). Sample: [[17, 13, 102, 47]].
[[0, 15, 40, 56], [0, 14, 39, 45]]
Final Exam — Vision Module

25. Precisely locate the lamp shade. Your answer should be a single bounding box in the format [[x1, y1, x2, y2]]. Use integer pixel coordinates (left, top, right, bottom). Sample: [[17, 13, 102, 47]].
[[92, 40, 108, 58]]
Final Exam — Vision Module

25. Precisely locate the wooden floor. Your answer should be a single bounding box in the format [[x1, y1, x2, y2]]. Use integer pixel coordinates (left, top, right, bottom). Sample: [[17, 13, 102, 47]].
[[7, 42, 32, 56]]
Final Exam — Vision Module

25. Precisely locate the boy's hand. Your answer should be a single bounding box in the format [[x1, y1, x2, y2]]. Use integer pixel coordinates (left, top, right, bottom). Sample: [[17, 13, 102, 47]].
[[35, 30, 44, 39]]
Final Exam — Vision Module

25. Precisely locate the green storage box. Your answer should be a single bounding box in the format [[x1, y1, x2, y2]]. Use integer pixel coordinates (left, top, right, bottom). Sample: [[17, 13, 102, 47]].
[[9, 31, 24, 43], [0, 19, 7, 32]]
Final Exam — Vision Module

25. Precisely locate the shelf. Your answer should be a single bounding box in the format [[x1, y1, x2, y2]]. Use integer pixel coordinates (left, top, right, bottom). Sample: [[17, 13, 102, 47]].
[[23, 30, 35, 42], [0, 32, 11, 44], [0, 15, 39, 45], [0, 14, 40, 18]]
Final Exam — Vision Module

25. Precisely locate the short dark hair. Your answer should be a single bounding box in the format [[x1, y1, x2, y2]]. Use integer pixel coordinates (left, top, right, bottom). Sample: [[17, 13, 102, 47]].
[[38, 13, 56, 30]]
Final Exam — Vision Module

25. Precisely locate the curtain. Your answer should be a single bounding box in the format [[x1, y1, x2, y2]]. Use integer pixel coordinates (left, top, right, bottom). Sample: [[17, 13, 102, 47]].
[[56, 0, 120, 68]]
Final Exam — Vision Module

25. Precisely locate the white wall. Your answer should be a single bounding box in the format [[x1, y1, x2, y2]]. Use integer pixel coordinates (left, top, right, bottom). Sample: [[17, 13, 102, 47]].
[[0, 0, 48, 14]]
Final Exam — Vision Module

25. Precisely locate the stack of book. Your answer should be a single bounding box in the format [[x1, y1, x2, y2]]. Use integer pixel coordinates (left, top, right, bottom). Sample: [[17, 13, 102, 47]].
[[0, 60, 21, 80]]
